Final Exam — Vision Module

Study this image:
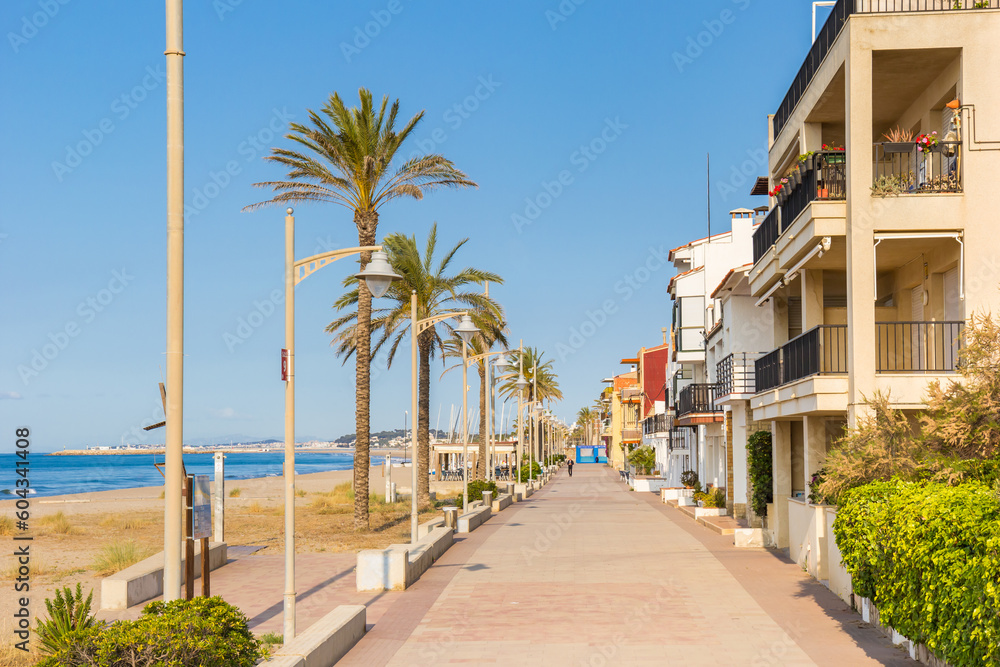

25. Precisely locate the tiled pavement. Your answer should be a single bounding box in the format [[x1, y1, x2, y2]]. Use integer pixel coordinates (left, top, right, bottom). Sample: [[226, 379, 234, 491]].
[[338, 466, 913, 666]]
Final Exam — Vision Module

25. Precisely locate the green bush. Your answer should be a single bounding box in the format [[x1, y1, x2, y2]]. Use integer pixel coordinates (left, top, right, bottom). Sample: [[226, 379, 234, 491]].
[[40, 596, 263, 666], [680, 470, 699, 489], [835, 480, 1000, 665], [628, 445, 656, 474], [747, 430, 773, 516], [461, 480, 498, 508], [517, 460, 542, 482]]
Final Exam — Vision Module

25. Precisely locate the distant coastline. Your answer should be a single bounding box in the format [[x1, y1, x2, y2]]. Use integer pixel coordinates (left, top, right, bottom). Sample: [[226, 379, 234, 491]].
[[48, 446, 406, 456]]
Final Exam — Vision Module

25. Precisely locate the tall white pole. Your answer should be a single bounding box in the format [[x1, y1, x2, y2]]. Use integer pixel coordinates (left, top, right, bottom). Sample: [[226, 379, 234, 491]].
[[462, 338, 470, 508], [283, 209, 296, 641], [163, 0, 185, 603], [410, 291, 419, 543], [485, 357, 491, 481], [517, 340, 523, 483], [530, 359, 537, 481]]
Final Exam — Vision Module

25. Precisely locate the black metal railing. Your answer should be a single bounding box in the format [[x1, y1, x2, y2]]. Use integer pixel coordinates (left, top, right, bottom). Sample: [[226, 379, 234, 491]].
[[755, 325, 848, 392], [872, 141, 962, 194], [677, 383, 720, 417], [717, 353, 761, 397], [668, 429, 693, 452], [752, 207, 781, 266], [754, 152, 846, 265], [773, 0, 999, 139], [642, 413, 670, 435], [781, 151, 847, 226], [875, 321, 964, 372]]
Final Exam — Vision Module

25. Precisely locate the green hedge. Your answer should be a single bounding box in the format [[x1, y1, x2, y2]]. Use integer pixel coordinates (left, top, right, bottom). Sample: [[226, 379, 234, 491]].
[[834, 480, 1000, 666], [460, 480, 498, 508], [746, 430, 773, 517]]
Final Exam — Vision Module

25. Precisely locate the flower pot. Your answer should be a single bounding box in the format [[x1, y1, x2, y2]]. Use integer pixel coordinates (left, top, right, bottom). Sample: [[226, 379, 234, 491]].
[[791, 169, 802, 187], [817, 187, 829, 199], [805, 154, 815, 171], [881, 142, 913, 154], [782, 183, 791, 196]]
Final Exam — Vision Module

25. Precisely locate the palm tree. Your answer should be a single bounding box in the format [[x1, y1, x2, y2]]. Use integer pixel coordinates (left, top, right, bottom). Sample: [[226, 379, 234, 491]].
[[245, 89, 476, 529], [498, 347, 562, 463], [577, 406, 596, 447], [441, 307, 509, 480], [327, 223, 501, 506]]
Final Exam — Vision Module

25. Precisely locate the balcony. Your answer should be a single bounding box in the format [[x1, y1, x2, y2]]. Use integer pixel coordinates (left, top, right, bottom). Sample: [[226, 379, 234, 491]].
[[621, 426, 642, 442], [716, 353, 761, 399], [773, 0, 999, 139], [875, 321, 964, 372], [676, 384, 721, 424], [755, 325, 848, 393], [752, 152, 846, 266], [668, 429, 695, 452], [620, 387, 642, 403], [642, 413, 670, 435], [872, 141, 962, 195]]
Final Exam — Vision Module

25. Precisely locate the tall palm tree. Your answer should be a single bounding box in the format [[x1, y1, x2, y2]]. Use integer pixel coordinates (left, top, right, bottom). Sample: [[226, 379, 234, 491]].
[[245, 89, 476, 529], [327, 223, 501, 506], [441, 307, 509, 480], [577, 406, 596, 447], [498, 347, 562, 462]]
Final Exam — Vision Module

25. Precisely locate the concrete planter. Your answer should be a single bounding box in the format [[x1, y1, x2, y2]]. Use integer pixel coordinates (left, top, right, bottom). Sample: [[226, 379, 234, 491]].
[[694, 507, 727, 519]]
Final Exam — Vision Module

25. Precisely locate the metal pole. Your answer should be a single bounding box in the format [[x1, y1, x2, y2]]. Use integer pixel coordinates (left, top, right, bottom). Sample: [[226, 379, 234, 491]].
[[517, 340, 523, 484], [410, 291, 419, 543], [283, 209, 296, 642], [213, 452, 224, 543], [163, 0, 185, 603], [486, 358, 493, 481], [462, 337, 470, 508], [530, 359, 537, 481]]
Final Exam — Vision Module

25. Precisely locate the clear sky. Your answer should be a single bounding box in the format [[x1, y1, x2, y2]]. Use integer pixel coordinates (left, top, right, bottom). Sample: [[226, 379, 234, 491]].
[[1, 0, 830, 451]]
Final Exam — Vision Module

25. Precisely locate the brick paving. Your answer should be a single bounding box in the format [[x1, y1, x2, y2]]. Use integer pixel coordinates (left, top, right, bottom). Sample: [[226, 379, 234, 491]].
[[339, 466, 913, 666]]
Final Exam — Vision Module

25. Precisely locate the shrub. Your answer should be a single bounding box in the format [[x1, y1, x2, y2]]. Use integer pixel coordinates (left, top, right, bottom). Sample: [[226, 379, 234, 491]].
[[91, 540, 152, 576], [747, 430, 773, 516], [517, 461, 542, 483], [228, 487, 241, 497], [36, 584, 102, 660], [835, 480, 1000, 665], [461, 480, 498, 508], [680, 470, 699, 490], [0, 515, 13, 536], [51, 597, 263, 666], [628, 445, 656, 475]]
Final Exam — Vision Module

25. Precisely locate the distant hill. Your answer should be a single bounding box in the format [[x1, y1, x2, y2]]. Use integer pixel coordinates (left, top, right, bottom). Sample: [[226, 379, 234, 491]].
[[335, 429, 445, 444]]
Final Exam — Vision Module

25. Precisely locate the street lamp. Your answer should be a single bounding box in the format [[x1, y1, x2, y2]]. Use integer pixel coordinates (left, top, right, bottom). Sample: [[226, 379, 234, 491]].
[[493, 354, 512, 479], [454, 315, 479, 509], [408, 293, 471, 543], [514, 343, 528, 484], [282, 208, 399, 642], [464, 349, 511, 482]]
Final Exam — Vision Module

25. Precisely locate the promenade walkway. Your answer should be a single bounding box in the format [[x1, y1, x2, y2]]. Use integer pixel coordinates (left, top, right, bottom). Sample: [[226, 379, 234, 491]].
[[339, 465, 912, 666]]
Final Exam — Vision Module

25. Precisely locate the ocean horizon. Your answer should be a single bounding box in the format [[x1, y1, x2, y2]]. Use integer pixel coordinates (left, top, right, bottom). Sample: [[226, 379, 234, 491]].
[[0, 451, 372, 498]]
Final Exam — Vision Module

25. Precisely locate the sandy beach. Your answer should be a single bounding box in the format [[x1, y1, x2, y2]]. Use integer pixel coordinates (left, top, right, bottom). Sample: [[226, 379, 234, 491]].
[[0, 458, 446, 661]]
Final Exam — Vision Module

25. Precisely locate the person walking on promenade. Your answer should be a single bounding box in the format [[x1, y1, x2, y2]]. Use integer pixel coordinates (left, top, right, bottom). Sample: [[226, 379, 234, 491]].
[[568, 459, 574, 477]]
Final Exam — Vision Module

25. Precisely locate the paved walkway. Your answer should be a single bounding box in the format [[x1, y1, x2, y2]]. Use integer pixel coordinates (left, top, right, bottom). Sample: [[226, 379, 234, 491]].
[[339, 466, 912, 666]]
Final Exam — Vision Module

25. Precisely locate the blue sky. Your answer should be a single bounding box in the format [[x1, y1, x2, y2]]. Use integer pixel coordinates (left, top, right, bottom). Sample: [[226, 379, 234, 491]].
[[1, 0, 829, 451]]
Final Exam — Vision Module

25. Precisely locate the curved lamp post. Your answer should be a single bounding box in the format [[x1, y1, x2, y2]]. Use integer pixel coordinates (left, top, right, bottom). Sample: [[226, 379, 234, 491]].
[[283, 208, 399, 642], [465, 349, 512, 481], [514, 343, 528, 483], [408, 295, 471, 543]]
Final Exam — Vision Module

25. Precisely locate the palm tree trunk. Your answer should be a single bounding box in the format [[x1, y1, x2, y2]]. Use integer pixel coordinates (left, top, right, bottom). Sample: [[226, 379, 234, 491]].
[[353, 210, 378, 530], [476, 361, 487, 480], [417, 331, 433, 507]]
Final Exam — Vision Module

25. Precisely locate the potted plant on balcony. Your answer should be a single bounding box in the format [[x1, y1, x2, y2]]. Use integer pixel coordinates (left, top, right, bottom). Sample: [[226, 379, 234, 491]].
[[879, 127, 914, 154], [790, 166, 802, 187], [821, 142, 846, 163], [798, 151, 815, 171]]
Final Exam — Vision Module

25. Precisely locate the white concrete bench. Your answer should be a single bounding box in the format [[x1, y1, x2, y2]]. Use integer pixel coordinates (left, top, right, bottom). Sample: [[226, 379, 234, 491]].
[[514, 483, 533, 500], [356, 526, 454, 592], [491, 493, 512, 512], [417, 517, 445, 539], [457, 505, 492, 533], [101, 542, 227, 610], [263, 605, 366, 667]]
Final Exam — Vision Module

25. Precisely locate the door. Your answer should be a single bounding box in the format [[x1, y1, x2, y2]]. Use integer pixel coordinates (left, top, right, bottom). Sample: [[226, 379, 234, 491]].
[[943, 267, 961, 370]]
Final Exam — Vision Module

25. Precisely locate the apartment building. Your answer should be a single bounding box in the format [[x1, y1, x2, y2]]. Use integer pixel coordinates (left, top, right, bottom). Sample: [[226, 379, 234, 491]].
[[663, 209, 756, 489], [748, 1, 1000, 570]]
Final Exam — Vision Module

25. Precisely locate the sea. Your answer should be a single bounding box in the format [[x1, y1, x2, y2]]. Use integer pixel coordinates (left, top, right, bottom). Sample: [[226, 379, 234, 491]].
[[0, 451, 367, 498]]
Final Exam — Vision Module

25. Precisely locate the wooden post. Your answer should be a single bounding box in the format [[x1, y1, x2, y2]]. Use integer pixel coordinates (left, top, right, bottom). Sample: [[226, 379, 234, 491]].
[[201, 536, 210, 597], [185, 474, 194, 600]]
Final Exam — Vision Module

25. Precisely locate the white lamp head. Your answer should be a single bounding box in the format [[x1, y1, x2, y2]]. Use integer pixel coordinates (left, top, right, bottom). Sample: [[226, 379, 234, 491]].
[[355, 250, 400, 298], [515, 374, 529, 391], [494, 353, 512, 373], [455, 314, 478, 346]]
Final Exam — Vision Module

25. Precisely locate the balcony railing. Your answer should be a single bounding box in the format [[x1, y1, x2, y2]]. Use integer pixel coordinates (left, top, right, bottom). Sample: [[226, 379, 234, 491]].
[[755, 325, 849, 392], [642, 413, 670, 435], [668, 429, 694, 452], [773, 0, 999, 139], [621, 427, 642, 442], [677, 383, 720, 417], [752, 207, 780, 266], [875, 321, 964, 372], [620, 387, 642, 402], [754, 152, 846, 265], [872, 142, 962, 194], [717, 353, 761, 397]]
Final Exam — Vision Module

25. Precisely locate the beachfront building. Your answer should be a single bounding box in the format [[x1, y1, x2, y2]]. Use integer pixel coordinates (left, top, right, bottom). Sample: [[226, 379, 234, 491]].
[[603, 370, 639, 471], [748, 1, 1000, 584], [663, 208, 756, 490]]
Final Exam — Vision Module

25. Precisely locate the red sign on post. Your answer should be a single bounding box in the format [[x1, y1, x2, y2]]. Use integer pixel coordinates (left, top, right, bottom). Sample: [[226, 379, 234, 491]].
[[281, 349, 289, 381]]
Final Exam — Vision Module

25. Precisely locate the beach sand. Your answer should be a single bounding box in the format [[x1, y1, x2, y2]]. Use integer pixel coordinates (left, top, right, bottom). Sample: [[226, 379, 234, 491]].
[[0, 458, 453, 660]]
